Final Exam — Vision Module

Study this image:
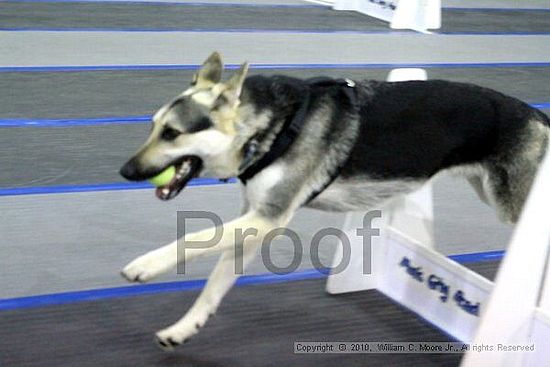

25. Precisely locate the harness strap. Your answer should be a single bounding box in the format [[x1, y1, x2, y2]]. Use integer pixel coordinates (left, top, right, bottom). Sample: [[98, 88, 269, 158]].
[[237, 86, 312, 183], [237, 77, 358, 202]]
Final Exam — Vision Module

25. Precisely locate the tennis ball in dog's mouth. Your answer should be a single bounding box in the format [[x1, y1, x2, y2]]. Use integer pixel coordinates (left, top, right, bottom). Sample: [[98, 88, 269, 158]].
[[149, 166, 176, 187]]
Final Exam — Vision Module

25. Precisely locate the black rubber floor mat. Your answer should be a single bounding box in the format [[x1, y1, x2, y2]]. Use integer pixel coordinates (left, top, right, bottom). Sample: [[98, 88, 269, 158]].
[[0, 3, 389, 32], [464, 260, 500, 281], [0, 277, 478, 367], [2, 67, 549, 119], [0, 4, 548, 34]]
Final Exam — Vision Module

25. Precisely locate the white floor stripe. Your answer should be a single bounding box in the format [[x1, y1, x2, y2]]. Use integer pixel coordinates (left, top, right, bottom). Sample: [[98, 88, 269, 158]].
[[1, 32, 549, 67]]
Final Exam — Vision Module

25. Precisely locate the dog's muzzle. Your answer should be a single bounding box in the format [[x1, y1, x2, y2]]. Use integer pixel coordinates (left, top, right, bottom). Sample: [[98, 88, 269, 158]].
[[155, 156, 202, 201], [119, 156, 203, 201]]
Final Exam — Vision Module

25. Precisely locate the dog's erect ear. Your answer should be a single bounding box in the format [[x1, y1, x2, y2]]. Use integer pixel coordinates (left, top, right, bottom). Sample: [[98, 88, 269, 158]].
[[192, 52, 223, 87], [222, 62, 249, 106], [210, 62, 249, 135]]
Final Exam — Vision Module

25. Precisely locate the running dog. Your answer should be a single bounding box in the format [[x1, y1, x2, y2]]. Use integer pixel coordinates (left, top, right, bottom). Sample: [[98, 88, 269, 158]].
[[119, 52, 549, 349]]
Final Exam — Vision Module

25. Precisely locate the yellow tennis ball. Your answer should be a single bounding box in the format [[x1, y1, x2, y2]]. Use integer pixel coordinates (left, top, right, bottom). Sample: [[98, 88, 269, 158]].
[[149, 166, 176, 187]]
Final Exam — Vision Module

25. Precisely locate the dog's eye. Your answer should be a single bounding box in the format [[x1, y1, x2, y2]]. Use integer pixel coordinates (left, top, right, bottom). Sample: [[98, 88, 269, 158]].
[[161, 126, 182, 141]]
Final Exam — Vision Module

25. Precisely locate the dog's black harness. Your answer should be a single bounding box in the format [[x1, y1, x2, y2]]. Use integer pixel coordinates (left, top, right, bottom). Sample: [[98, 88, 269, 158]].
[[237, 77, 359, 203]]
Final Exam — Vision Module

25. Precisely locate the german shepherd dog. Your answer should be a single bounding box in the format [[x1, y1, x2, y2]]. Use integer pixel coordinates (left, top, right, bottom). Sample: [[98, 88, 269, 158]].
[[120, 52, 549, 349]]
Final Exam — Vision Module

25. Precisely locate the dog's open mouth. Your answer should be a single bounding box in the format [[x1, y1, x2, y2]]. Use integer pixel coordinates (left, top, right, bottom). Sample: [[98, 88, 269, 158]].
[[155, 156, 202, 201]]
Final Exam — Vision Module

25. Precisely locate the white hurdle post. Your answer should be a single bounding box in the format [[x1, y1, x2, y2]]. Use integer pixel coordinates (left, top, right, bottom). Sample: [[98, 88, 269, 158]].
[[326, 68, 494, 342], [326, 67, 550, 360], [328, 0, 441, 33], [461, 150, 550, 367]]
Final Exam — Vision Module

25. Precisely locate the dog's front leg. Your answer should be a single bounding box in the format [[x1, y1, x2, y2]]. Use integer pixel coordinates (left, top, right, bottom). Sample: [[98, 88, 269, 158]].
[[121, 239, 179, 283], [121, 211, 276, 283], [122, 209, 292, 349], [155, 242, 258, 349]]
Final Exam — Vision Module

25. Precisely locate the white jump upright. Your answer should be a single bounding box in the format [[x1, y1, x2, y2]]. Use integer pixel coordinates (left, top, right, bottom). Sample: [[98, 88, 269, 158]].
[[327, 67, 494, 342], [461, 150, 550, 367], [326, 69, 550, 364], [325, 0, 441, 33]]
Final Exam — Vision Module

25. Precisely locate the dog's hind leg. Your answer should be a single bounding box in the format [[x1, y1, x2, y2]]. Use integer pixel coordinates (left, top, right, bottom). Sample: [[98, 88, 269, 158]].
[[484, 119, 549, 224], [155, 243, 259, 349], [486, 161, 542, 224], [467, 175, 491, 206]]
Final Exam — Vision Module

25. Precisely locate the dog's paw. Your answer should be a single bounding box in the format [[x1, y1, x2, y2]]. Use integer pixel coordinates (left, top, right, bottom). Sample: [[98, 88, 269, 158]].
[[155, 312, 211, 351], [121, 248, 174, 283]]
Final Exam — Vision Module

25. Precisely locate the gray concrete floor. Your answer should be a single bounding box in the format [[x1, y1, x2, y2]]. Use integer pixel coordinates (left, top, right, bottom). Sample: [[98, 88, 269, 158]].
[[0, 175, 513, 298], [0, 1, 547, 298]]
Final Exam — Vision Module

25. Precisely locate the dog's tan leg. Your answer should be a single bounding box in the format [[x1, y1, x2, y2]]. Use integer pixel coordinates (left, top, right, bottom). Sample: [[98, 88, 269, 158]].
[[155, 243, 258, 349], [121, 211, 279, 283], [121, 239, 179, 283], [121, 210, 290, 348]]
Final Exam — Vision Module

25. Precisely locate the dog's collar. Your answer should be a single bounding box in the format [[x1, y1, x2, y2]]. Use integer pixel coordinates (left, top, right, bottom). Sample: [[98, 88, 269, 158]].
[[237, 78, 358, 201]]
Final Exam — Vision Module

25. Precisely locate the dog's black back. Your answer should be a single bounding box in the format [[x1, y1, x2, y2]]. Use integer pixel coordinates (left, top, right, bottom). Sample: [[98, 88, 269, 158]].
[[342, 80, 544, 179]]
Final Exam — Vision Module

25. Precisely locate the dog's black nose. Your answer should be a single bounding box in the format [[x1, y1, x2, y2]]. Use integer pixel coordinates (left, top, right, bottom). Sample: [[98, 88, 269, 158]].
[[119, 159, 139, 181]]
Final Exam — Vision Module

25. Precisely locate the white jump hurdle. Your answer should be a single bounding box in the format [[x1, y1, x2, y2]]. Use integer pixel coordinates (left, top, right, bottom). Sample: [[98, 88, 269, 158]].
[[326, 69, 550, 365], [461, 142, 550, 366], [307, 0, 441, 33]]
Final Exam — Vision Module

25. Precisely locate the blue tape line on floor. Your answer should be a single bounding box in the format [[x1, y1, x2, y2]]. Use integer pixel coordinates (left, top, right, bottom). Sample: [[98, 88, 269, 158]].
[[0, 268, 330, 311], [1, 103, 547, 128], [448, 250, 505, 263], [0, 27, 415, 34], [0, 251, 502, 311], [2, 62, 550, 73], [0, 115, 151, 127], [530, 102, 550, 109], [444, 7, 550, 12], [2, 27, 550, 36], [0, 0, 328, 7], [0, 178, 237, 196], [2, 0, 550, 12]]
